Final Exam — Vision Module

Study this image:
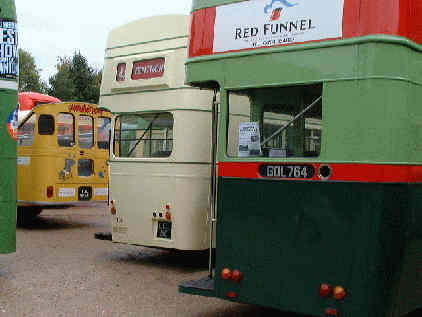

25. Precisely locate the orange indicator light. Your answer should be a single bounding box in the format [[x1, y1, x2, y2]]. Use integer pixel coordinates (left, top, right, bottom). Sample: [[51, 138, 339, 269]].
[[319, 283, 332, 297], [226, 291, 237, 298], [110, 200, 116, 215], [333, 286, 346, 300], [165, 211, 171, 220], [221, 268, 232, 280]]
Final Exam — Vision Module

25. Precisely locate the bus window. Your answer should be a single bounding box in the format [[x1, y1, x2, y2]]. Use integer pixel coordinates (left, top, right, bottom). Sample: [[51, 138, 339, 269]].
[[228, 85, 322, 158], [57, 113, 74, 147], [78, 159, 94, 177], [38, 114, 54, 135], [97, 117, 111, 150], [18, 113, 36, 147], [78, 115, 93, 149], [114, 112, 173, 158]]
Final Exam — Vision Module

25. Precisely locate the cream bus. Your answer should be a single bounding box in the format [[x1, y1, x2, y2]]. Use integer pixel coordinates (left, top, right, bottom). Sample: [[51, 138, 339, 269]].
[[99, 15, 215, 250]]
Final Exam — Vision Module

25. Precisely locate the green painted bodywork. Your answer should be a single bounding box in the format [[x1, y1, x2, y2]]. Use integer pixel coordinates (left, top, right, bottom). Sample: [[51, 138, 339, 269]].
[[0, 0, 17, 254], [180, 4, 422, 315], [186, 36, 422, 165], [0, 88, 17, 254], [0, 0, 16, 20]]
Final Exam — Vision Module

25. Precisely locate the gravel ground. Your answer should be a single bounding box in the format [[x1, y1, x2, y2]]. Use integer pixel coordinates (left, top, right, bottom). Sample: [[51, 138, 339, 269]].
[[0, 204, 293, 317]]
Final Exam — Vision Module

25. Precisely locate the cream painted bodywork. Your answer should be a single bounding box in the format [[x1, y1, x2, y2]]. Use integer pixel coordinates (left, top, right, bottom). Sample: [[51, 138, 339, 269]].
[[100, 15, 214, 250]]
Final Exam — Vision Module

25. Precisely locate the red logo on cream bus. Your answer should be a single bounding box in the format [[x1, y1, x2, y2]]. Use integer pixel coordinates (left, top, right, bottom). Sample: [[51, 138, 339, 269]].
[[131, 58, 165, 80]]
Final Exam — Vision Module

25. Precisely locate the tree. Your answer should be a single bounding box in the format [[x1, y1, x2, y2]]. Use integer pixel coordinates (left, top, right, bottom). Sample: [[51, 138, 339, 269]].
[[18, 49, 47, 93], [48, 52, 102, 103]]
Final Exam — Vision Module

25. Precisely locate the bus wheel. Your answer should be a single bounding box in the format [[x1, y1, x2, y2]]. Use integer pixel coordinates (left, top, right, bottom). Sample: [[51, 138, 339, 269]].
[[17, 206, 43, 225]]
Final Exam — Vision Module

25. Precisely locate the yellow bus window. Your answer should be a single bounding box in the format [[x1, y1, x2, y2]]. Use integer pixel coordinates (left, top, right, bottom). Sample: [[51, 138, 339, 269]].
[[78, 115, 93, 149], [17, 113, 36, 147], [97, 117, 111, 150], [57, 113, 74, 147], [114, 113, 173, 158]]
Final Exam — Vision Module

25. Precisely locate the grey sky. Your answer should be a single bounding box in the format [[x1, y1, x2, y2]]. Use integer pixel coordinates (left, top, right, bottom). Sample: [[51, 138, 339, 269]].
[[15, 0, 192, 82]]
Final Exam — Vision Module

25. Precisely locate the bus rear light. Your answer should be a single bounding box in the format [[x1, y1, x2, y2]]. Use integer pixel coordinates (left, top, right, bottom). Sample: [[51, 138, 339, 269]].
[[226, 291, 237, 298], [325, 308, 338, 316], [110, 200, 116, 215], [221, 268, 232, 280], [47, 186, 54, 198], [165, 204, 170, 210], [165, 211, 171, 220], [319, 283, 332, 297], [333, 286, 346, 300], [231, 269, 243, 283]]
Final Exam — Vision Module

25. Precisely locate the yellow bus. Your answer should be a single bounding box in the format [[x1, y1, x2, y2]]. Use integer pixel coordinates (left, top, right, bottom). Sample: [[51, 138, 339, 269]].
[[17, 102, 111, 220], [99, 15, 215, 250]]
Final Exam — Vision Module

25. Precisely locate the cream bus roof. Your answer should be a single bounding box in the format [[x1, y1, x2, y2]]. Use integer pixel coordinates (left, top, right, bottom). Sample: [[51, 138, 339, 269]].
[[106, 15, 189, 49]]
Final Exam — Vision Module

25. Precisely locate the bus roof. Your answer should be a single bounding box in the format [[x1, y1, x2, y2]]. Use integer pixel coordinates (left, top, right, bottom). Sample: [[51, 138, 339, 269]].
[[100, 15, 213, 114], [105, 15, 189, 51], [189, 0, 422, 58]]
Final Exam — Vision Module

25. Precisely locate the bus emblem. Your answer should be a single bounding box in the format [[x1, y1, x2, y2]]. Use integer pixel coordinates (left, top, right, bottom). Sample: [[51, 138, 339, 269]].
[[264, 0, 298, 21]]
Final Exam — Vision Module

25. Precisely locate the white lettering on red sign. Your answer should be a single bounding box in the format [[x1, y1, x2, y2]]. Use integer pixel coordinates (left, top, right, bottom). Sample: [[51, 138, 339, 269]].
[[131, 58, 165, 80]]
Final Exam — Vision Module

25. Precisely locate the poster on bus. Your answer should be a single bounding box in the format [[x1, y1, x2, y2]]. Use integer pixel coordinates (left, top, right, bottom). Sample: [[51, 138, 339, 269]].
[[238, 122, 262, 157]]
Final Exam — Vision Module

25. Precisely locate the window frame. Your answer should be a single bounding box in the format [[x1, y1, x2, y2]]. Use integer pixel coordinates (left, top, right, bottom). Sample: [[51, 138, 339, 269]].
[[57, 112, 75, 148]]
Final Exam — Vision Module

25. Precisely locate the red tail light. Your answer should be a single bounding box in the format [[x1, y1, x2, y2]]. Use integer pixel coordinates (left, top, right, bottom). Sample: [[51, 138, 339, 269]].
[[47, 186, 54, 198], [319, 284, 332, 297], [231, 269, 243, 283], [325, 308, 338, 316], [226, 291, 237, 298]]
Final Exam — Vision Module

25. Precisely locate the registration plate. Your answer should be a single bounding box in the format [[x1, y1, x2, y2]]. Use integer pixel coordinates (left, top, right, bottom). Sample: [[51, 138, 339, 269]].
[[157, 221, 172, 239], [78, 186, 92, 201], [259, 164, 315, 179]]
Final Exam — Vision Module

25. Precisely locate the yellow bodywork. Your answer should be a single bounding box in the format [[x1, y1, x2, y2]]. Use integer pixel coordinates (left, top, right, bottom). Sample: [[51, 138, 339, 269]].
[[17, 102, 111, 207]]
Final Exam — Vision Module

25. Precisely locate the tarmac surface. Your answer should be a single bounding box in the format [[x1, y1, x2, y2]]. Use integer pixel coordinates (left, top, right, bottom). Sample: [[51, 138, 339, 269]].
[[0, 204, 295, 317]]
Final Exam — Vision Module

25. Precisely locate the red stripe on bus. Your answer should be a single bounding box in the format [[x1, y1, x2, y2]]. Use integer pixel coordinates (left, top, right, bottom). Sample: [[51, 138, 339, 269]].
[[189, 0, 422, 58], [188, 7, 216, 58], [218, 162, 422, 183]]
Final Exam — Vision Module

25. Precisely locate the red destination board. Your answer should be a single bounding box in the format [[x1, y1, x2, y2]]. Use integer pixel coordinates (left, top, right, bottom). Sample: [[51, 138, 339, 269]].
[[131, 58, 165, 80]]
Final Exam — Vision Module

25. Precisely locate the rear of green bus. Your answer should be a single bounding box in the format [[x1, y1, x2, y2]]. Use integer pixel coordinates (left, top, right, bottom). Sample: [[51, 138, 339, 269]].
[[0, 0, 17, 254], [180, 1, 422, 316]]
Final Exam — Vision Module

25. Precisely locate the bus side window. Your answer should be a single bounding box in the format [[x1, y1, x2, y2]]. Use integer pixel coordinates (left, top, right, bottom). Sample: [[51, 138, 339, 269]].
[[17, 113, 36, 146], [97, 117, 111, 150], [57, 113, 75, 147], [38, 114, 55, 135], [79, 115, 93, 149]]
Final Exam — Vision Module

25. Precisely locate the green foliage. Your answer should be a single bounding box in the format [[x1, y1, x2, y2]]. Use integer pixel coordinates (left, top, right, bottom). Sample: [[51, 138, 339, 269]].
[[18, 48, 47, 93], [48, 52, 102, 103]]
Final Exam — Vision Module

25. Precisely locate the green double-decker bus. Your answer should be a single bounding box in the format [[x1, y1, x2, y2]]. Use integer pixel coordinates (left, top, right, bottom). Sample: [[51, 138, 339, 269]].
[[0, 0, 17, 254], [180, 0, 422, 316]]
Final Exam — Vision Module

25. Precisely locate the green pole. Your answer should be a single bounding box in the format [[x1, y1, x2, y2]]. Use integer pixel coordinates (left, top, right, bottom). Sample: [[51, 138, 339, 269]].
[[0, 0, 17, 254]]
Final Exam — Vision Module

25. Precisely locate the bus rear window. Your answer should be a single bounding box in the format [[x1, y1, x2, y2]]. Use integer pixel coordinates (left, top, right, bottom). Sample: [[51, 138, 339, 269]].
[[38, 115, 55, 135], [97, 117, 111, 150], [228, 84, 322, 158], [18, 113, 36, 147], [114, 112, 173, 158], [78, 159, 94, 177], [78, 115, 93, 149], [57, 113, 74, 147]]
